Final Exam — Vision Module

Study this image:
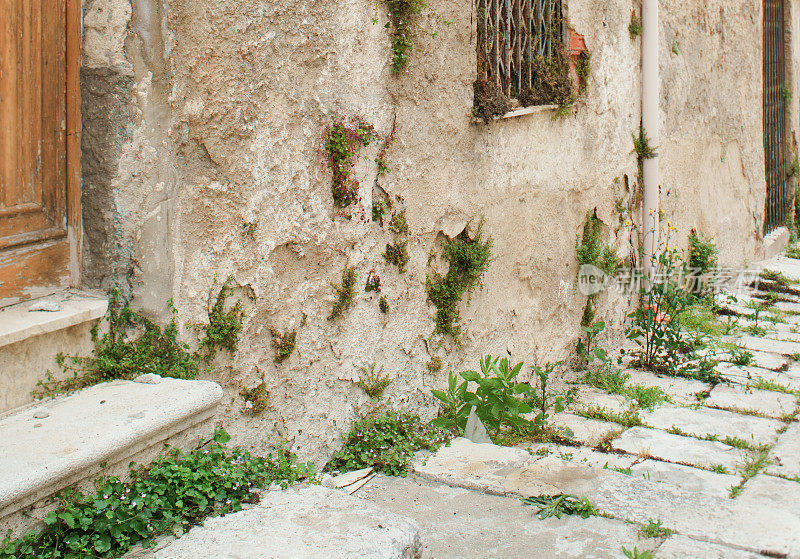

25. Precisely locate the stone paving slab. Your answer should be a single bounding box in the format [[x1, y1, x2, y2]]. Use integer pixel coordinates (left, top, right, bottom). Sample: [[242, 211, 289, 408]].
[[571, 388, 630, 414], [717, 363, 800, 391], [735, 334, 800, 357], [628, 459, 739, 499], [356, 474, 651, 559], [611, 427, 743, 470], [152, 485, 422, 559], [623, 369, 710, 405], [655, 535, 763, 558], [707, 383, 797, 418], [738, 474, 800, 515], [766, 421, 800, 479], [522, 444, 638, 472], [414, 439, 800, 556], [741, 349, 788, 371], [639, 405, 783, 446], [550, 413, 623, 447]]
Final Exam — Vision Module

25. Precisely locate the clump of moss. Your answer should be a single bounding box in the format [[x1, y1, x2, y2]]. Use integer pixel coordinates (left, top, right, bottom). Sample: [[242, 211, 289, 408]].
[[372, 200, 387, 223], [629, 13, 642, 38], [356, 363, 393, 399], [34, 292, 201, 398], [199, 278, 244, 359], [427, 356, 443, 372], [632, 125, 658, 160], [329, 266, 357, 320], [241, 382, 268, 415], [383, 240, 410, 272], [379, 296, 390, 313], [272, 330, 297, 364], [365, 271, 382, 293], [426, 225, 493, 337], [389, 210, 409, 234]]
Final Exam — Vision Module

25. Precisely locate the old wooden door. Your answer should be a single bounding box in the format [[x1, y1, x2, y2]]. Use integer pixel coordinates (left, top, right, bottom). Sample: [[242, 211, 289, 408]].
[[0, 0, 80, 307]]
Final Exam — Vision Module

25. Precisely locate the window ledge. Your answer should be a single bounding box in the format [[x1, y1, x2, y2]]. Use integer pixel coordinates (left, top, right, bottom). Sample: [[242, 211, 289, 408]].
[[472, 104, 559, 124], [0, 290, 107, 349]]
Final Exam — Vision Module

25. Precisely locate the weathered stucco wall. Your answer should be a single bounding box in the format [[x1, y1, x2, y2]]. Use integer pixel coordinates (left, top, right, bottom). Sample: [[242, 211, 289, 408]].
[[79, 0, 792, 463]]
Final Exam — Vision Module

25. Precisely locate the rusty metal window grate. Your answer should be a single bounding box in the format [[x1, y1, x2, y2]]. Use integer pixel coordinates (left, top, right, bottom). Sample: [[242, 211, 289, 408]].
[[763, 0, 788, 234], [476, 0, 564, 101]]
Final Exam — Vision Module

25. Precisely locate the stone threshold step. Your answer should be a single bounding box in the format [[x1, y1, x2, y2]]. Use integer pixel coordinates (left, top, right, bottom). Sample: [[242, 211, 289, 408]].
[[0, 375, 223, 536]]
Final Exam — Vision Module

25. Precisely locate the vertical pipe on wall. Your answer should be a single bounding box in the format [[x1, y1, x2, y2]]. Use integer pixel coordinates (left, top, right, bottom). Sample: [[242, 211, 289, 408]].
[[641, 0, 659, 277]]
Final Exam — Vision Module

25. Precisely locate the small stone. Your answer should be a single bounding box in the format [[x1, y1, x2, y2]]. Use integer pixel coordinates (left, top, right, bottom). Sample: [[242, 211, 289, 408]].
[[28, 300, 60, 312], [133, 373, 163, 384], [31, 410, 50, 419]]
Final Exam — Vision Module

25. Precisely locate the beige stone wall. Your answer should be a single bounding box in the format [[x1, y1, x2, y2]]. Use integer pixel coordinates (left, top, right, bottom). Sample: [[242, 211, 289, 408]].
[[79, 0, 793, 463]]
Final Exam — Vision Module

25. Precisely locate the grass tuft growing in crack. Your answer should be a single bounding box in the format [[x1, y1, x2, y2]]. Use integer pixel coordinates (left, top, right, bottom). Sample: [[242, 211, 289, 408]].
[[521, 494, 601, 519]]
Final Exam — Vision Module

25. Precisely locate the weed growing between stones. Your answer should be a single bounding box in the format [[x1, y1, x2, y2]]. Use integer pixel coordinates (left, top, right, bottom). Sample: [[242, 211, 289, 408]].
[[729, 346, 754, 367], [752, 378, 798, 395], [365, 270, 382, 292], [328, 266, 357, 321], [711, 464, 729, 474], [622, 547, 655, 559], [325, 412, 450, 476], [272, 330, 297, 364], [0, 430, 312, 559], [521, 494, 601, 519], [383, 0, 426, 72], [687, 229, 718, 300], [34, 292, 202, 398], [573, 405, 643, 428], [199, 278, 244, 359], [426, 224, 493, 338], [638, 519, 673, 539], [356, 363, 393, 398], [322, 117, 376, 208]]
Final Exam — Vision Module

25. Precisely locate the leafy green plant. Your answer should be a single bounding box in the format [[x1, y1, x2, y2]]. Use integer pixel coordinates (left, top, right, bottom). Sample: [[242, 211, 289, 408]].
[[622, 546, 655, 559], [577, 320, 608, 368], [639, 519, 673, 539], [739, 447, 772, 480], [329, 266, 357, 320], [431, 356, 532, 437], [356, 363, 393, 398], [199, 278, 244, 359], [625, 385, 667, 411], [34, 292, 201, 398], [0, 431, 311, 559], [323, 117, 376, 207], [710, 464, 729, 474], [787, 246, 800, 260], [383, 239, 410, 272], [521, 494, 600, 519], [427, 225, 493, 337], [325, 412, 449, 476], [583, 365, 630, 395], [384, 0, 426, 72], [577, 212, 621, 277], [527, 361, 579, 434], [272, 330, 296, 364]]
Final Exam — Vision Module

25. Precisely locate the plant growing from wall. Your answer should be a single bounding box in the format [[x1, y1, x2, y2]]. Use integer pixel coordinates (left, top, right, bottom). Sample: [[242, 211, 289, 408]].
[[379, 296, 390, 313], [199, 278, 244, 359], [365, 270, 382, 292], [329, 265, 358, 320], [272, 330, 297, 363], [389, 210, 409, 234], [241, 381, 269, 414], [356, 363, 393, 398], [383, 239, 410, 272], [0, 430, 312, 559], [383, 0, 427, 72], [372, 200, 388, 223], [629, 12, 643, 38], [34, 292, 202, 398], [323, 117, 376, 208], [325, 412, 450, 476], [426, 224, 493, 337], [687, 229, 718, 301]]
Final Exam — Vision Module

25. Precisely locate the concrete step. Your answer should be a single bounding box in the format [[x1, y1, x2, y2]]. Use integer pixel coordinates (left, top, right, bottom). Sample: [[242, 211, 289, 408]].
[[0, 375, 223, 536], [139, 485, 422, 559]]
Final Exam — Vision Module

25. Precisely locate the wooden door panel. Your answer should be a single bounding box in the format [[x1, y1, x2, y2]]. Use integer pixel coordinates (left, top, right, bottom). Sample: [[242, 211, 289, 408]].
[[0, 0, 72, 307]]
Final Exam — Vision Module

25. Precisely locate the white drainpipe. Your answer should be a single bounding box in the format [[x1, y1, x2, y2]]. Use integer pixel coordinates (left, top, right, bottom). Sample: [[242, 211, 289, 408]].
[[641, 0, 660, 276]]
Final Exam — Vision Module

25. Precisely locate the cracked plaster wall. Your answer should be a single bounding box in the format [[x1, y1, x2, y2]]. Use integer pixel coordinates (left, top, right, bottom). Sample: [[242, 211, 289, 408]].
[[79, 0, 792, 464]]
